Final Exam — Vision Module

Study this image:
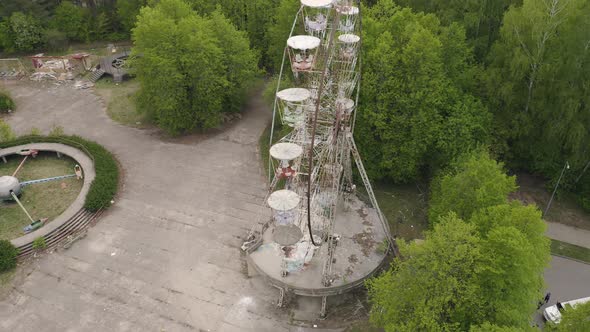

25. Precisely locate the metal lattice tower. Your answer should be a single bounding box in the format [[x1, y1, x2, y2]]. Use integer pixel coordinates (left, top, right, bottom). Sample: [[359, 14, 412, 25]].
[[243, 0, 399, 317]]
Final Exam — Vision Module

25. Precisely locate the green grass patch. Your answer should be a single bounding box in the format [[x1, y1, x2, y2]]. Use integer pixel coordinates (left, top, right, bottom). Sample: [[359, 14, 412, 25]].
[[0, 154, 83, 240], [0, 91, 15, 113], [365, 183, 429, 241], [550, 239, 590, 263], [94, 78, 147, 128], [0, 268, 16, 288], [0, 135, 119, 212]]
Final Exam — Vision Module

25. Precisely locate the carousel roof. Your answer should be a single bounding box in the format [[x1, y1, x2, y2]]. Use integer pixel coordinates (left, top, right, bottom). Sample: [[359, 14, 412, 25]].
[[287, 35, 321, 50], [270, 143, 304, 161], [268, 189, 300, 211], [338, 33, 360, 44], [277, 88, 311, 102], [301, 0, 333, 8]]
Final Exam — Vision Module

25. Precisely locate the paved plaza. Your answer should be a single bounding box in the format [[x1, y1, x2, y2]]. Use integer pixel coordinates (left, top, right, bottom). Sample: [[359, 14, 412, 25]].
[[0, 82, 314, 331]]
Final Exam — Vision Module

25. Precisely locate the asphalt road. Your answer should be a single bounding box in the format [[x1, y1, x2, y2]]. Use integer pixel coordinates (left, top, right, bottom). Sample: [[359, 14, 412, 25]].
[[534, 255, 590, 327]]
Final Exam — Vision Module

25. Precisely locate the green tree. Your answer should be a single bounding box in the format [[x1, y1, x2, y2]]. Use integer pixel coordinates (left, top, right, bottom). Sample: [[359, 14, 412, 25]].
[[356, 2, 490, 183], [0, 21, 16, 52], [429, 150, 517, 223], [265, 0, 301, 71], [117, 0, 148, 33], [546, 300, 590, 331], [478, 224, 546, 327], [396, 0, 521, 60], [0, 239, 18, 272], [0, 0, 60, 23], [51, 1, 90, 42], [8, 12, 44, 51], [369, 206, 549, 331], [368, 214, 484, 331], [485, 0, 590, 207], [370, 148, 549, 330], [204, 10, 260, 113], [188, 0, 281, 69], [132, 0, 258, 134]]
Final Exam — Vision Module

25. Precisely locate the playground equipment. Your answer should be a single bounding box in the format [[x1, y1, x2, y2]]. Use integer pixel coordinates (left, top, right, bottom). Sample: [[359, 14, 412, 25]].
[[0, 149, 83, 233], [243, 0, 399, 316]]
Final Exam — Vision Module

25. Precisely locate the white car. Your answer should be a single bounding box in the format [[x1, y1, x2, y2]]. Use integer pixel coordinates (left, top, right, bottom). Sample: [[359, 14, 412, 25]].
[[543, 296, 590, 323]]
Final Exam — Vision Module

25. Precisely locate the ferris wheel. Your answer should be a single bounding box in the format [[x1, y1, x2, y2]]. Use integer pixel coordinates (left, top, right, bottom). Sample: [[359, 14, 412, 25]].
[[242, 0, 399, 316]]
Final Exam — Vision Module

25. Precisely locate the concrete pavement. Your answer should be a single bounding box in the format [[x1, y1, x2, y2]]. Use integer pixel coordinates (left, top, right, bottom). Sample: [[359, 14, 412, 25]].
[[0, 81, 314, 331], [546, 221, 590, 249]]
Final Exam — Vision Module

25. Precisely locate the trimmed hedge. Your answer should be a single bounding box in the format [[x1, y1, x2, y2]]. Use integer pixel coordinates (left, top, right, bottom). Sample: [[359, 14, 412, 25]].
[[0, 92, 15, 113], [0, 240, 18, 272], [0, 135, 119, 212]]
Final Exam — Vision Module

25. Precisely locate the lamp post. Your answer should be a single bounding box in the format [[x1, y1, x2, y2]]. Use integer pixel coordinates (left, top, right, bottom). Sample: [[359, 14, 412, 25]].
[[544, 161, 570, 218]]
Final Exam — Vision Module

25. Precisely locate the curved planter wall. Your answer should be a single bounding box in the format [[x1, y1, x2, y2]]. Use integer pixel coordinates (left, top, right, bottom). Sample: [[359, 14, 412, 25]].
[[0, 143, 96, 248]]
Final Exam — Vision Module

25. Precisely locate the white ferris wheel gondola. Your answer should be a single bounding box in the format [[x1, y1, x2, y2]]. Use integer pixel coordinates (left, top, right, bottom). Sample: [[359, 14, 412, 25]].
[[268, 189, 301, 226], [270, 143, 304, 162], [336, 5, 359, 32], [333, 0, 353, 12], [276, 88, 311, 127], [336, 97, 355, 114], [287, 35, 321, 72], [268, 189, 301, 211], [270, 142, 303, 179], [338, 33, 361, 62], [301, 0, 333, 36]]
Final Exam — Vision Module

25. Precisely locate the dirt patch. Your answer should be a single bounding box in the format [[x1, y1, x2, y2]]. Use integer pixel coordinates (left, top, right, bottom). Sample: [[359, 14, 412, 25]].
[[512, 172, 590, 231], [352, 230, 376, 257]]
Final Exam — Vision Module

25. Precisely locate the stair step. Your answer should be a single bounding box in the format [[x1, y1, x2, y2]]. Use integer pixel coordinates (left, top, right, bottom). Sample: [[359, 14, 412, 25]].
[[89, 69, 106, 83]]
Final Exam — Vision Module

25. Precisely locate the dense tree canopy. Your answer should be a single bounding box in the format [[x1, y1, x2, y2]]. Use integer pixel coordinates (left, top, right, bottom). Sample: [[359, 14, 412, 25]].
[[484, 0, 590, 208], [396, 0, 521, 60], [52, 1, 90, 42], [429, 150, 517, 223], [188, 0, 281, 69], [368, 215, 484, 331], [3, 12, 44, 52], [356, 2, 490, 182], [132, 0, 258, 134], [369, 150, 550, 331]]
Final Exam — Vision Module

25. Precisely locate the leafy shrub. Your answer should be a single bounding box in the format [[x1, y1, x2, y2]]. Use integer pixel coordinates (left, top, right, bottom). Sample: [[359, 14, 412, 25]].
[[0, 135, 119, 212], [32, 237, 46, 250], [51, 1, 90, 42], [0, 92, 15, 113], [0, 120, 15, 142], [44, 28, 68, 51], [9, 12, 44, 51], [0, 240, 18, 272]]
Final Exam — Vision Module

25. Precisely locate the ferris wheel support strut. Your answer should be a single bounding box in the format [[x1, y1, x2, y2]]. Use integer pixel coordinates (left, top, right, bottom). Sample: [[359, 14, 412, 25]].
[[347, 134, 402, 258]]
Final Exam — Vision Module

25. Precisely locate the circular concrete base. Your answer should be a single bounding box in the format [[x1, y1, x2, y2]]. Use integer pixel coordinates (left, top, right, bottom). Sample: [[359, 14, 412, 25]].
[[248, 195, 388, 297]]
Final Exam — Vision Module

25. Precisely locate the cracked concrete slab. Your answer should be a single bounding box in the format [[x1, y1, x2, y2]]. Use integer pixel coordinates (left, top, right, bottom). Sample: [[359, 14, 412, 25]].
[[0, 81, 304, 331]]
